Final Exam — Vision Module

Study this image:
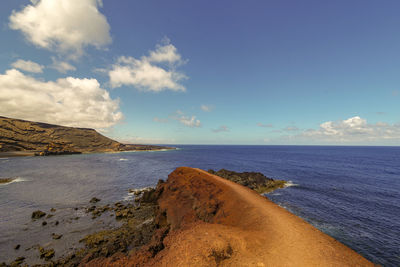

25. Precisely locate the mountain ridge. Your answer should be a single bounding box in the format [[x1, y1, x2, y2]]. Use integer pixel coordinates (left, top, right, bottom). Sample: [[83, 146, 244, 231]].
[[0, 116, 170, 154]]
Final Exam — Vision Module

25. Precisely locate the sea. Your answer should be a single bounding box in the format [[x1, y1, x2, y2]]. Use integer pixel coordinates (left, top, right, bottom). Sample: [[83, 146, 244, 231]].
[[0, 145, 399, 266]]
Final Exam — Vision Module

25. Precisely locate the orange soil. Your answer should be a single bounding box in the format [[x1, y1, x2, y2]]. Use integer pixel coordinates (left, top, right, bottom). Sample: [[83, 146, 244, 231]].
[[84, 167, 374, 267]]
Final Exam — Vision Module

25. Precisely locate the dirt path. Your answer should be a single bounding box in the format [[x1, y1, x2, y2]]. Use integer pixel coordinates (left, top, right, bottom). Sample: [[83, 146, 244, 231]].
[[84, 167, 374, 267], [156, 168, 373, 266], [200, 168, 373, 266]]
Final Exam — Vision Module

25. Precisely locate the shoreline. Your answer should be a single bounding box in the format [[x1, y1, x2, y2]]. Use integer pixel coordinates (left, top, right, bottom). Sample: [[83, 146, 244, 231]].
[[2, 167, 373, 266], [0, 147, 176, 158]]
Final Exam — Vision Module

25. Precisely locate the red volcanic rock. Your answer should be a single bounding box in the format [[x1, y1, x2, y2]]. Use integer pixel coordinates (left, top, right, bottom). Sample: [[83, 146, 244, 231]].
[[83, 167, 373, 267]]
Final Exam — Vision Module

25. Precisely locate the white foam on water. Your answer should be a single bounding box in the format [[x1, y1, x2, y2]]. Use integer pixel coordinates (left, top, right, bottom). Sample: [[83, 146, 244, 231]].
[[123, 192, 135, 201], [119, 158, 128, 161], [284, 181, 299, 188], [270, 192, 281, 196]]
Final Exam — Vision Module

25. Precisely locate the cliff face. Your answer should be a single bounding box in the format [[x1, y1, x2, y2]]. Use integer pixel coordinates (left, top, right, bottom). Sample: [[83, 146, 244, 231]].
[[0, 116, 164, 153]]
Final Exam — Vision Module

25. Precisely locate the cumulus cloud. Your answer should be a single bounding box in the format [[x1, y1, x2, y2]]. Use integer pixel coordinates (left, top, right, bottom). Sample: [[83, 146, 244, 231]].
[[50, 57, 76, 73], [109, 41, 187, 92], [171, 110, 201, 128], [300, 116, 400, 143], [212, 125, 230, 133], [11, 59, 44, 73], [0, 69, 122, 129], [257, 123, 273, 128], [9, 0, 111, 58], [201, 105, 214, 112], [177, 115, 201, 128]]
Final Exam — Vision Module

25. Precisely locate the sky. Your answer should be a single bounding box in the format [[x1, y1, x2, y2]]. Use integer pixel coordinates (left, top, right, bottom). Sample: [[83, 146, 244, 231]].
[[0, 0, 399, 145]]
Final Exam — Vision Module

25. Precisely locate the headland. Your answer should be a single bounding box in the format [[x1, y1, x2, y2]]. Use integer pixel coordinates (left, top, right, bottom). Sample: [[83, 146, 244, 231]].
[[3, 167, 373, 266], [0, 116, 173, 157]]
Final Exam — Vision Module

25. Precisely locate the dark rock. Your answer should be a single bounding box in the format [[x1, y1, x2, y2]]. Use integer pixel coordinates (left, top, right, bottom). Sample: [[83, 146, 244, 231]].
[[140, 188, 158, 204], [87, 206, 96, 212], [55, 221, 59, 226], [90, 197, 101, 203], [115, 208, 134, 220], [52, 233, 63, 240], [114, 202, 124, 208], [10, 256, 25, 266], [50, 208, 56, 212], [31, 210, 46, 219], [0, 178, 13, 184], [208, 169, 286, 193], [14, 244, 20, 250], [39, 247, 55, 260], [42, 221, 47, 226]]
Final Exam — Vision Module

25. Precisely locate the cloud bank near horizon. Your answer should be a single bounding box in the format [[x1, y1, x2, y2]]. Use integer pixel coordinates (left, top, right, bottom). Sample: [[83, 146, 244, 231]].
[[269, 116, 400, 145]]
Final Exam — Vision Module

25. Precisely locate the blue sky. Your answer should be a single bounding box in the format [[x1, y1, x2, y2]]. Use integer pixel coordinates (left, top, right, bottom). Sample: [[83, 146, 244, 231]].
[[0, 0, 399, 145]]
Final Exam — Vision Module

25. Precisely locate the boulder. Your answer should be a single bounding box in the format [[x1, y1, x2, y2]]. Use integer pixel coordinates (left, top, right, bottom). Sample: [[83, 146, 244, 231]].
[[31, 210, 46, 219]]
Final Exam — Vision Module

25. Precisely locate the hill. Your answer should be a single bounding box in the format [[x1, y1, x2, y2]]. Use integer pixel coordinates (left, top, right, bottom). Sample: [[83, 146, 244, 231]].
[[0, 116, 169, 154]]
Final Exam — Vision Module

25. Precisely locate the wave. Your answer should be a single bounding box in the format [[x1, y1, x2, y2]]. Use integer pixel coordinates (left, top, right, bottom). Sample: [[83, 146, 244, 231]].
[[119, 158, 128, 161], [270, 192, 281, 196], [123, 192, 135, 201], [123, 186, 154, 201], [284, 181, 299, 188]]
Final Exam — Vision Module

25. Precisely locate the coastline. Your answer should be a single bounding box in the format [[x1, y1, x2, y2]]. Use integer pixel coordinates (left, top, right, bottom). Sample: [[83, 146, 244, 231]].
[[81, 167, 372, 266], [0, 147, 176, 158], [3, 167, 373, 266]]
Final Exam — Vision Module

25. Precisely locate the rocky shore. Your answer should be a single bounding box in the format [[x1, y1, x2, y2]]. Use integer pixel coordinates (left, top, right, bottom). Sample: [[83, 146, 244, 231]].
[[2, 168, 373, 266], [208, 169, 286, 193], [0, 178, 13, 184]]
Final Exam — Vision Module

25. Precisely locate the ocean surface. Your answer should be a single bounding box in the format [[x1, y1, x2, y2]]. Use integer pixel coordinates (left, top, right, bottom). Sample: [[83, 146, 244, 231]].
[[0, 145, 399, 266]]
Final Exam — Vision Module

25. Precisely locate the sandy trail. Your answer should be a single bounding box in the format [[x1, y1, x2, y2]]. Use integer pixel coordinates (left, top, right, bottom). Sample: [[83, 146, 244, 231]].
[[154, 168, 373, 266]]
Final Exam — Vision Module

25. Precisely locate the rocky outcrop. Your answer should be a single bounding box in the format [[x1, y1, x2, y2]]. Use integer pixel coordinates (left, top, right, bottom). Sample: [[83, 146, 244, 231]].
[[208, 169, 286, 193], [82, 167, 373, 267], [0, 116, 171, 154], [0, 178, 13, 184]]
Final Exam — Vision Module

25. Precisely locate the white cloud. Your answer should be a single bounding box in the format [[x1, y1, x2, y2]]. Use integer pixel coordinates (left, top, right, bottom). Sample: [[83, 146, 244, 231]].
[[109, 41, 187, 92], [178, 115, 201, 128], [148, 42, 183, 64], [50, 57, 76, 73], [257, 122, 273, 128], [300, 116, 400, 143], [171, 110, 201, 128], [9, 0, 111, 58], [201, 104, 214, 112], [212, 125, 229, 133], [11, 59, 44, 73], [0, 69, 122, 129]]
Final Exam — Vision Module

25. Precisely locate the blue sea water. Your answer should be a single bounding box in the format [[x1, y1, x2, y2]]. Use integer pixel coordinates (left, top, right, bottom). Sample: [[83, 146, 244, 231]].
[[0, 145, 399, 265]]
